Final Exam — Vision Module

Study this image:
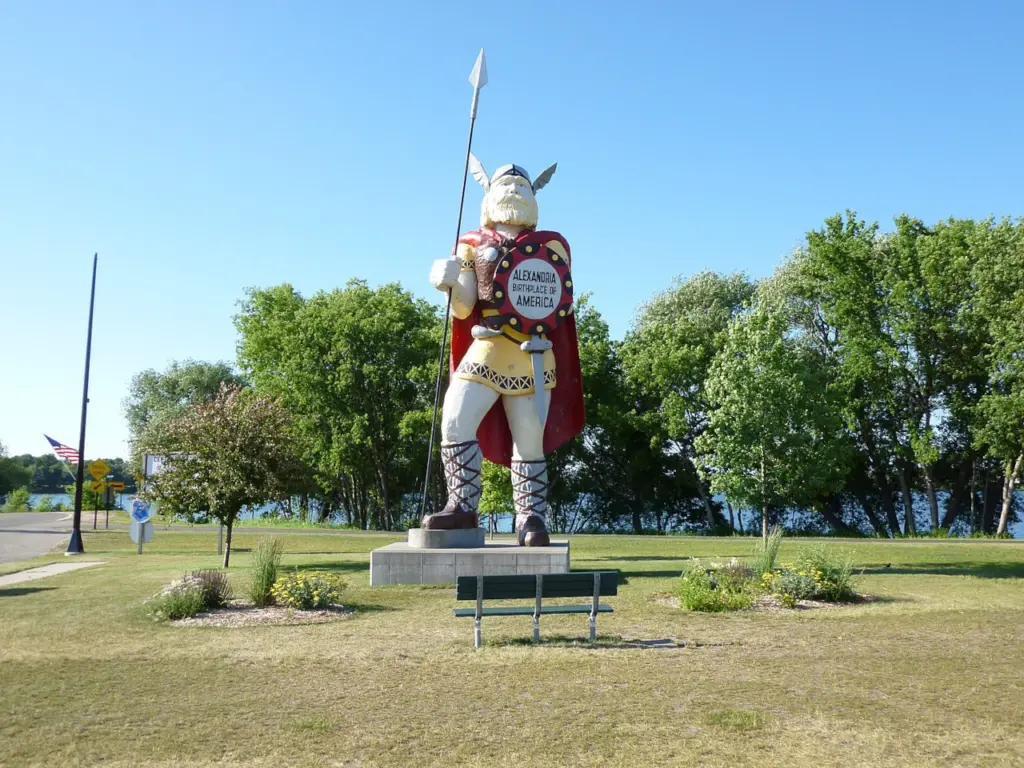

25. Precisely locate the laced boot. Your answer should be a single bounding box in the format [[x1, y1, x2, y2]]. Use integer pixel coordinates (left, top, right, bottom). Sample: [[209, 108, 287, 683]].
[[422, 440, 482, 530], [511, 458, 551, 547]]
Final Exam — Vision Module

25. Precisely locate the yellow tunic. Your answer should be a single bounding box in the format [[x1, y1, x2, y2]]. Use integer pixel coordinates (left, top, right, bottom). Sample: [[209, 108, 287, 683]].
[[454, 254, 556, 396]]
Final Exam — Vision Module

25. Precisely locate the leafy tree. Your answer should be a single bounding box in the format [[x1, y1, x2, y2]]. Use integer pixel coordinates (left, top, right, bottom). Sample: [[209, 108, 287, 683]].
[[974, 390, 1024, 535], [970, 218, 1024, 535], [872, 216, 993, 531], [560, 296, 701, 534], [0, 441, 33, 498], [478, 460, 512, 535], [696, 303, 849, 538], [799, 214, 920, 535], [123, 360, 245, 467], [26, 453, 76, 493], [621, 271, 754, 530], [3, 486, 31, 512], [144, 385, 304, 566], [64, 482, 106, 511], [797, 213, 999, 535], [235, 280, 442, 530]]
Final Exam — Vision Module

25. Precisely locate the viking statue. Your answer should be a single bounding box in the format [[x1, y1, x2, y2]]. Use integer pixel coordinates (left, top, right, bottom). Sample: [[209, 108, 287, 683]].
[[421, 158, 585, 546]]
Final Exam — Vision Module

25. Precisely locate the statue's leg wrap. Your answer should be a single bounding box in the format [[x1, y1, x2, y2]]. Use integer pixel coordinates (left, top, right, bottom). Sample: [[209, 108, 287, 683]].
[[504, 393, 551, 546], [423, 378, 496, 530], [511, 458, 550, 546], [441, 440, 482, 514]]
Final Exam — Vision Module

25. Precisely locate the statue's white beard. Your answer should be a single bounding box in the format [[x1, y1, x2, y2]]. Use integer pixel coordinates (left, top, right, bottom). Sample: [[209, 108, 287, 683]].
[[481, 192, 538, 229]]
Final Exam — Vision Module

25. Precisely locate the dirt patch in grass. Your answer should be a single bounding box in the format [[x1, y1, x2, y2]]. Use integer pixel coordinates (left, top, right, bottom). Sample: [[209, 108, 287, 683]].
[[748, 594, 848, 611], [172, 599, 355, 628]]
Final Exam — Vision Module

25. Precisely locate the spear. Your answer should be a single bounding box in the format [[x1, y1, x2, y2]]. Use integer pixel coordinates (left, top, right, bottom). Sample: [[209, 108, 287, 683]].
[[419, 49, 488, 521]]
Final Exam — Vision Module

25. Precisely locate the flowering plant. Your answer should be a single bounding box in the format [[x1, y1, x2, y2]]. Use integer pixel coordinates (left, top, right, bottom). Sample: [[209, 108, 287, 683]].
[[271, 571, 346, 610]]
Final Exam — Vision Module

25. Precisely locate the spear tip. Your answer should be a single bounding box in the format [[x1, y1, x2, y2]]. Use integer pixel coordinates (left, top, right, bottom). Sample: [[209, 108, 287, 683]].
[[469, 48, 487, 90]]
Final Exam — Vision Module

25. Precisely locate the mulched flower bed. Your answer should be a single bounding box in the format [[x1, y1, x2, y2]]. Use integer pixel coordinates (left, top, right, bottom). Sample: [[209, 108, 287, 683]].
[[649, 592, 871, 612], [173, 599, 355, 627]]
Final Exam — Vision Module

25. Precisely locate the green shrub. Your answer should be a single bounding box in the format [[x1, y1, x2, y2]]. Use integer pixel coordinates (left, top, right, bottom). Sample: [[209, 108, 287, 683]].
[[271, 571, 346, 610], [248, 536, 283, 607], [793, 545, 857, 602], [774, 569, 817, 602], [35, 495, 54, 512], [150, 570, 231, 620], [777, 591, 798, 609], [679, 561, 754, 612], [3, 487, 31, 512], [152, 586, 206, 620], [192, 569, 231, 608], [751, 526, 783, 576]]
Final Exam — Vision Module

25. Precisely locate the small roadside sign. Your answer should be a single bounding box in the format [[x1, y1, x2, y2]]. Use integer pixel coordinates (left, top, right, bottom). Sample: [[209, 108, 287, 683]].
[[88, 480, 106, 493], [88, 459, 111, 481], [109, 481, 125, 492], [130, 498, 153, 524], [130, 520, 154, 547]]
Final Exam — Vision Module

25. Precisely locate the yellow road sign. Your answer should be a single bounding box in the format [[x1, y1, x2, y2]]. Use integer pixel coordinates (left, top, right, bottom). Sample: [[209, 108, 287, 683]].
[[88, 480, 106, 493], [109, 481, 125, 491], [88, 459, 111, 481]]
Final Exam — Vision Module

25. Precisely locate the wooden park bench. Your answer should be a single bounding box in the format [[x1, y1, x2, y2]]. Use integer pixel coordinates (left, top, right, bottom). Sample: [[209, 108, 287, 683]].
[[454, 572, 618, 649]]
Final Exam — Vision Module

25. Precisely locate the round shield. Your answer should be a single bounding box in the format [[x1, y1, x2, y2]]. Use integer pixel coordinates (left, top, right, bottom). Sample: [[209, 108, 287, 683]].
[[486, 233, 573, 336]]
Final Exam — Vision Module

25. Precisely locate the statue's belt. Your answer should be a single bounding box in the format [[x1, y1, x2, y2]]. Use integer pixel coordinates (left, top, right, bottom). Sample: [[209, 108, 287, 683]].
[[471, 324, 543, 344]]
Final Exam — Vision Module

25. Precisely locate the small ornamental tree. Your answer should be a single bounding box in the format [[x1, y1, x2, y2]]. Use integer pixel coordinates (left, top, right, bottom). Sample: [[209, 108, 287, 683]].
[[145, 385, 304, 566], [696, 304, 850, 538]]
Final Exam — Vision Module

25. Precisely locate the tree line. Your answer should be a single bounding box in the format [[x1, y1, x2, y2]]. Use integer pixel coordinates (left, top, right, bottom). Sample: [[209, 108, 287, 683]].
[[0, 445, 137, 499], [128, 212, 1023, 537]]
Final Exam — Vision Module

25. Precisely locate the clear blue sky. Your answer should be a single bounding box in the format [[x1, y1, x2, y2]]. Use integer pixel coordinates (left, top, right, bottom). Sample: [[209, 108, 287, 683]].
[[2, 0, 1022, 459]]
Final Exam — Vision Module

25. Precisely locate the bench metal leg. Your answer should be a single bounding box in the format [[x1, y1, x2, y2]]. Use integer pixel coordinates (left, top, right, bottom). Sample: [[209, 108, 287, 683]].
[[590, 572, 600, 641], [474, 576, 483, 650], [534, 574, 543, 644], [589, 614, 596, 642]]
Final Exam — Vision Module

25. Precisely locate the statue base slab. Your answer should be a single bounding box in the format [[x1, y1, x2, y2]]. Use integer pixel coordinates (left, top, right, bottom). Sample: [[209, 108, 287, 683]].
[[369, 539, 570, 586], [407, 527, 485, 549]]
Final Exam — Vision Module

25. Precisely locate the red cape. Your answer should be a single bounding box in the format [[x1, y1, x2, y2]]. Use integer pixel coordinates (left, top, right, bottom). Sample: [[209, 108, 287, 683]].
[[451, 228, 585, 466]]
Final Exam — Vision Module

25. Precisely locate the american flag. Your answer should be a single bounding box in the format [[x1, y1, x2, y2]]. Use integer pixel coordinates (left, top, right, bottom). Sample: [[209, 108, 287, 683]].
[[44, 435, 80, 465]]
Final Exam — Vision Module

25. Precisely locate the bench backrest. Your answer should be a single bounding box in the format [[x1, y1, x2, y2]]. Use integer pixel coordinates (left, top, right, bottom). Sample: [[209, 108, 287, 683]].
[[456, 572, 618, 601]]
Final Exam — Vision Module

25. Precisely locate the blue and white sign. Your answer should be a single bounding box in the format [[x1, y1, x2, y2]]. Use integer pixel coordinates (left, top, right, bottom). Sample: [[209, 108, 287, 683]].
[[130, 499, 153, 524]]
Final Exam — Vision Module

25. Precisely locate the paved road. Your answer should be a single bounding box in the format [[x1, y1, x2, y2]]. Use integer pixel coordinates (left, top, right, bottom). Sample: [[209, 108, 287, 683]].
[[101, 522, 406, 536], [0, 513, 72, 564]]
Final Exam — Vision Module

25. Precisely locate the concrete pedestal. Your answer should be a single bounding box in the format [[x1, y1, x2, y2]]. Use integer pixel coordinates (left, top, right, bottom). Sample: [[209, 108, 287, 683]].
[[369, 540, 570, 586], [407, 527, 485, 549]]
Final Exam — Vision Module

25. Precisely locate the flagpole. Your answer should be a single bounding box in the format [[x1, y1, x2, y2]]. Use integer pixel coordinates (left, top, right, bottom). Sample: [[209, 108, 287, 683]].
[[67, 254, 97, 555]]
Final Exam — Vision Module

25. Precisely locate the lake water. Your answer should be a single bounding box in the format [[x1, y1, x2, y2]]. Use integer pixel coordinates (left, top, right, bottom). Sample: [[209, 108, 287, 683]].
[[26, 494, 1022, 538]]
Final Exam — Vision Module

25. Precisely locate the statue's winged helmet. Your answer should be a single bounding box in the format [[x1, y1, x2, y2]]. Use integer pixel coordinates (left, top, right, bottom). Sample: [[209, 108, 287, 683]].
[[468, 155, 557, 193]]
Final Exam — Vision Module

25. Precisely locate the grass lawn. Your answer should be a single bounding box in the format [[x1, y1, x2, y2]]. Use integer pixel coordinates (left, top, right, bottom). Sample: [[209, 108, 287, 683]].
[[0, 531, 1022, 767]]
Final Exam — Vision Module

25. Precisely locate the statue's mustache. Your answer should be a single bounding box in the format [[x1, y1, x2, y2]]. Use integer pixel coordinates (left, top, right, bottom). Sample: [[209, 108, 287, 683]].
[[497, 191, 530, 204]]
